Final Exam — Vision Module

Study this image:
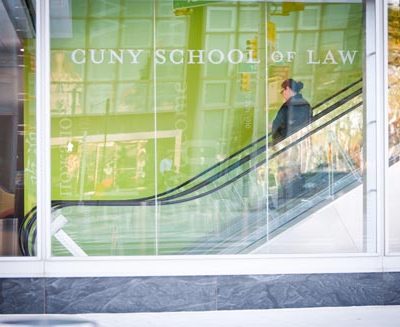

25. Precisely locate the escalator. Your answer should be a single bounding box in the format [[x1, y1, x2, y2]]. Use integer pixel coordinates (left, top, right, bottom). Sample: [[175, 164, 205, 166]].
[[185, 80, 363, 254], [19, 79, 364, 256]]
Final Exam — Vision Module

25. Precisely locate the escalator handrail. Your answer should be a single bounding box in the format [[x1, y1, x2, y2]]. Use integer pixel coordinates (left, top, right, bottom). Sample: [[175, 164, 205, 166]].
[[271, 101, 363, 159], [156, 101, 363, 206], [153, 78, 361, 202], [311, 78, 362, 113]]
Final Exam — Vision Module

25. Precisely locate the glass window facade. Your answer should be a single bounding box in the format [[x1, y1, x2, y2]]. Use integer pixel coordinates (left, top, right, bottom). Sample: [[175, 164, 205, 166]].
[[0, 0, 36, 256], [9, 0, 373, 258], [0, 0, 394, 262], [388, 0, 400, 253]]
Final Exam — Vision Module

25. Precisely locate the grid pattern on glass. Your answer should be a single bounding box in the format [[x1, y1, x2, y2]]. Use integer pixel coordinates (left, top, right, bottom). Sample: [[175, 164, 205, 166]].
[[37, 78, 363, 256], [50, 3, 157, 116]]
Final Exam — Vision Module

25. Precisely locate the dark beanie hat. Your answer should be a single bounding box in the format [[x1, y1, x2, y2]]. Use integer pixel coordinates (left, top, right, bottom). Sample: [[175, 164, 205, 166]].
[[281, 79, 304, 93]]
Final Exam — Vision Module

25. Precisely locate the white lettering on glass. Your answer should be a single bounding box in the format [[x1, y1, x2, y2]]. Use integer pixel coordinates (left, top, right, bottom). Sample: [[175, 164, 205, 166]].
[[126, 49, 144, 64], [90, 49, 105, 64], [109, 49, 124, 64], [247, 50, 260, 64], [227, 49, 245, 64], [322, 50, 338, 64], [71, 49, 86, 64], [287, 51, 296, 62], [69, 49, 359, 65], [154, 49, 166, 64], [208, 49, 225, 64], [338, 50, 358, 64], [307, 50, 320, 64], [308, 50, 358, 65], [271, 51, 284, 63], [187, 50, 205, 64], [170, 49, 185, 64]]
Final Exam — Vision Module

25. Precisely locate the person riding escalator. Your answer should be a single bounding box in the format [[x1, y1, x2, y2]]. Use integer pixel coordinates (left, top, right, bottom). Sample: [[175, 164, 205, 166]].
[[271, 78, 312, 145]]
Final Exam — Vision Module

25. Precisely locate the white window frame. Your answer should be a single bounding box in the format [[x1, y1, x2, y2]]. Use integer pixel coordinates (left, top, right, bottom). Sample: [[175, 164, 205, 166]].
[[2, 0, 400, 278], [384, 0, 400, 257]]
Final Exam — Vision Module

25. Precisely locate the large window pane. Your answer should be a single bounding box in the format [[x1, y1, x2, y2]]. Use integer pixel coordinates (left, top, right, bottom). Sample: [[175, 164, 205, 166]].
[[388, 0, 400, 253], [156, 1, 266, 254], [0, 0, 36, 256], [49, 0, 156, 256], [29, 0, 373, 257], [264, 1, 369, 254]]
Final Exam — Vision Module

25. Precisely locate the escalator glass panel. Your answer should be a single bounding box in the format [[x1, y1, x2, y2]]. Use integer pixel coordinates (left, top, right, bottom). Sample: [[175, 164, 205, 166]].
[[264, 1, 368, 254]]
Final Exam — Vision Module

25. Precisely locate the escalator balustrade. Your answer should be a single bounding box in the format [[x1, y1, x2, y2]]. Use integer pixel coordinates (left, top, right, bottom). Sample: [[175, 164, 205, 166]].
[[20, 80, 364, 256]]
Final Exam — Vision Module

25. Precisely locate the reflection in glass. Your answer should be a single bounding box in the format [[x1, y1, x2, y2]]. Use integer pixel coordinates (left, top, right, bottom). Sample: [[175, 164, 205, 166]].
[[261, 90, 363, 253], [0, 0, 36, 256], [17, 0, 373, 256], [265, 2, 366, 252]]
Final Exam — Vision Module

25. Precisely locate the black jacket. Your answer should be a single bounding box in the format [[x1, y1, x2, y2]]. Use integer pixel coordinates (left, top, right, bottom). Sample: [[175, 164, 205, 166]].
[[271, 94, 312, 144]]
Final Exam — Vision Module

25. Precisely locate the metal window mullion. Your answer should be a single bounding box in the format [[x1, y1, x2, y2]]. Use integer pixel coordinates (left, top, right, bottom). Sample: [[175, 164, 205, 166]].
[[375, 1, 388, 262], [373, 0, 386, 258], [36, 0, 52, 260], [153, 0, 159, 255], [382, 0, 390, 257], [364, 0, 378, 254]]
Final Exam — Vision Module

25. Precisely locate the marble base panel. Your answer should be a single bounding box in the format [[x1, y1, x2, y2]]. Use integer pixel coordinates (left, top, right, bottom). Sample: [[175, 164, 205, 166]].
[[45, 276, 217, 314], [0, 273, 399, 314], [0, 278, 45, 314]]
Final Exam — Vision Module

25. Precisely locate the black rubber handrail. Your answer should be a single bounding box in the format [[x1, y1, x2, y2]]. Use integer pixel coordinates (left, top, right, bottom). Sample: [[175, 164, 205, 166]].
[[158, 78, 362, 201], [270, 101, 363, 159], [155, 101, 363, 206], [311, 78, 362, 112]]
